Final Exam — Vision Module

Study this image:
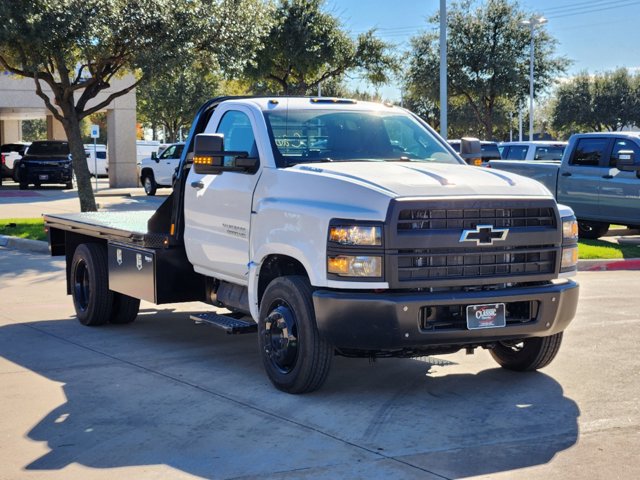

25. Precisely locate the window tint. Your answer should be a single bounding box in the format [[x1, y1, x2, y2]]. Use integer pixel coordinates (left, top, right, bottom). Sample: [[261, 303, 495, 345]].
[[26, 142, 69, 156], [571, 138, 609, 166], [217, 111, 257, 167], [160, 146, 176, 159], [534, 145, 565, 161], [610, 139, 640, 167], [480, 143, 501, 160], [173, 144, 184, 159], [502, 145, 528, 160]]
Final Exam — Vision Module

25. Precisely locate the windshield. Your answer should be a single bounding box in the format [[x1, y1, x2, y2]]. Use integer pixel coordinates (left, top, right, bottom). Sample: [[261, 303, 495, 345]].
[[27, 142, 69, 156], [264, 110, 460, 167]]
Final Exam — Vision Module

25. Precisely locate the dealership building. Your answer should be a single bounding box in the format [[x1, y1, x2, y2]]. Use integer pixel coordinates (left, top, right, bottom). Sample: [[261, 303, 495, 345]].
[[0, 72, 137, 187]]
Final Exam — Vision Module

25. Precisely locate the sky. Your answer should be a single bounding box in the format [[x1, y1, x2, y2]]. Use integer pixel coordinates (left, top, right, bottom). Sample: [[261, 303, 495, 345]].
[[329, 0, 640, 101]]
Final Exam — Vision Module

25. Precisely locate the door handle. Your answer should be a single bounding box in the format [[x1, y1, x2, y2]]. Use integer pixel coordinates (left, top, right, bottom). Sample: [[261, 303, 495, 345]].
[[190, 181, 204, 189], [602, 175, 613, 179], [561, 172, 572, 177]]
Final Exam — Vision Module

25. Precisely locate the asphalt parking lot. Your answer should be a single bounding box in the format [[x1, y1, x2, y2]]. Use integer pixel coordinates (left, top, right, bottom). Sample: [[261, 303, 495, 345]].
[[0, 246, 639, 479]]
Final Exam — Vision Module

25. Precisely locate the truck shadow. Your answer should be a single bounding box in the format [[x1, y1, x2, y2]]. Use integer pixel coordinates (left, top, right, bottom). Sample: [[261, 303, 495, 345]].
[[0, 313, 579, 479]]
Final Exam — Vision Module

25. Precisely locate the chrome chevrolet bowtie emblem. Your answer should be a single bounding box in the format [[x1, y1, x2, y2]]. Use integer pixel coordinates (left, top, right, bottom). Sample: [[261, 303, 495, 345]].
[[460, 225, 509, 245]]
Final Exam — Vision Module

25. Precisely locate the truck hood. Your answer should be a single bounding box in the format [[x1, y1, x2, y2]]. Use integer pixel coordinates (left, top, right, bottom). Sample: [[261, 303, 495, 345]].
[[287, 161, 552, 198]]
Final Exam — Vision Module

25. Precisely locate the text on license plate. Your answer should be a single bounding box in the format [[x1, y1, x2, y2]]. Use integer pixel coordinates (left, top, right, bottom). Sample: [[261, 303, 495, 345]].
[[466, 303, 506, 330], [38, 174, 49, 180]]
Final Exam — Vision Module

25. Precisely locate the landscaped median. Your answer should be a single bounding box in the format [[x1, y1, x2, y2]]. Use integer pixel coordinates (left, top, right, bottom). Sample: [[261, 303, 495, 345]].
[[1, 217, 640, 269]]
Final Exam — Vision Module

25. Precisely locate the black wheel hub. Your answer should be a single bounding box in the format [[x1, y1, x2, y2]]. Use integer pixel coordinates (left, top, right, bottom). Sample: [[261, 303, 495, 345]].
[[73, 260, 91, 312], [263, 304, 298, 373]]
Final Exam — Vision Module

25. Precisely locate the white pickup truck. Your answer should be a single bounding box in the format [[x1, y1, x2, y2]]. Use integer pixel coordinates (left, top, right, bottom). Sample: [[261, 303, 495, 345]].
[[44, 97, 580, 393]]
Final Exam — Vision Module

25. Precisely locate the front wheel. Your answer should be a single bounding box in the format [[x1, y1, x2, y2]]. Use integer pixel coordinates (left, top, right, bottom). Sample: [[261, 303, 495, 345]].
[[141, 172, 157, 196], [258, 276, 333, 394], [490, 332, 563, 371]]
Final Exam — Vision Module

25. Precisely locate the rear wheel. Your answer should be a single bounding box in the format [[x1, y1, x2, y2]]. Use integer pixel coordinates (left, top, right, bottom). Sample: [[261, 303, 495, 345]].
[[70, 243, 113, 326], [258, 276, 333, 394], [19, 182, 28, 190], [109, 293, 140, 324], [578, 221, 609, 239], [490, 332, 563, 371], [142, 172, 157, 196]]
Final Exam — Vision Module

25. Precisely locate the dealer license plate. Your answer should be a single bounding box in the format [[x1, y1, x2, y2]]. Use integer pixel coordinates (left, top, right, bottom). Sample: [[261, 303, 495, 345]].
[[38, 174, 49, 180], [466, 303, 506, 330]]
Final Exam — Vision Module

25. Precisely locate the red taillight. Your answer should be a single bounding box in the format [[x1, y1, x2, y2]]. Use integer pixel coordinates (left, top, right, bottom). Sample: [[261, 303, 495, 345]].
[[1, 153, 5, 166]]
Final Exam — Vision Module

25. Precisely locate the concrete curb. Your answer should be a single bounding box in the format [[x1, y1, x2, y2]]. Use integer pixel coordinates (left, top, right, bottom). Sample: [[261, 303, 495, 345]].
[[0, 235, 49, 254], [577, 258, 640, 271]]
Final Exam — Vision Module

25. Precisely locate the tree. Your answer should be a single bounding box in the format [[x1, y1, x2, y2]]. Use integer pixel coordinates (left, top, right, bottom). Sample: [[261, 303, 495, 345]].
[[245, 0, 399, 95], [406, 0, 568, 138], [552, 68, 640, 135], [0, 0, 272, 211], [137, 68, 220, 143], [21, 119, 47, 142]]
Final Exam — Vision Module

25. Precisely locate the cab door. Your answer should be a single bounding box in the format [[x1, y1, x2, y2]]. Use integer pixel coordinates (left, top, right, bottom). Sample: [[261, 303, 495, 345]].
[[557, 137, 612, 220], [599, 138, 640, 222], [156, 144, 183, 185], [184, 106, 262, 284]]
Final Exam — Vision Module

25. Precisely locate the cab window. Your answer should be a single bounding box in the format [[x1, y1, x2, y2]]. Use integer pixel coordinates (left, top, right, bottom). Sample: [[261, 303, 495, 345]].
[[216, 111, 258, 167], [571, 138, 608, 167], [610, 139, 640, 168]]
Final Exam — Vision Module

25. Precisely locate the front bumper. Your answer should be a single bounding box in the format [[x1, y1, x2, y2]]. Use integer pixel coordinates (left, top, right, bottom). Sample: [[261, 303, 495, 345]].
[[313, 280, 579, 351], [21, 164, 72, 184]]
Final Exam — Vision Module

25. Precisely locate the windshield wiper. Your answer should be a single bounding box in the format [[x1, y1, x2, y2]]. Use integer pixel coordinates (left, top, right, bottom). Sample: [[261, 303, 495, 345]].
[[386, 156, 413, 162]]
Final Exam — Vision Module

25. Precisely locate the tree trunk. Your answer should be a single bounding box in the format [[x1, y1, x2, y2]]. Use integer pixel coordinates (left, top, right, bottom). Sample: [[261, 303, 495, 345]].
[[60, 106, 97, 212]]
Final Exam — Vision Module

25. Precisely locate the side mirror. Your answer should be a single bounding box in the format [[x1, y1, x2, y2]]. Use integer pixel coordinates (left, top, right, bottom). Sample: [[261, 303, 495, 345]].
[[151, 151, 158, 161], [192, 133, 258, 175], [616, 150, 640, 171], [459, 137, 483, 166]]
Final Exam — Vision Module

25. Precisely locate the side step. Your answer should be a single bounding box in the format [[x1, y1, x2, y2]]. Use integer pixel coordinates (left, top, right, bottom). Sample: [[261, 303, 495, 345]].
[[191, 312, 257, 334]]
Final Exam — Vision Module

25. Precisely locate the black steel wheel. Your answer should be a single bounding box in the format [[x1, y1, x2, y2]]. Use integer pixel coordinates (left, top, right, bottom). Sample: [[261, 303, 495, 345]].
[[142, 172, 157, 196], [258, 276, 332, 394], [578, 221, 609, 240], [109, 293, 140, 324], [490, 332, 563, 371], [70, 243, 113, 326]]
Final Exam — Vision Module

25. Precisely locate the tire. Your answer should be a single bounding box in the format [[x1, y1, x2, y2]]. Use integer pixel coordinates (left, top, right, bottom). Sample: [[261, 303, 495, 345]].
[[578, 221, 609, 240], [109, 293, 140, 324], [142, 172, 157, 196], [65, 180, 73, 190], [258, 276, 333, 394], [19, 182, 27, 190], [490, 332, 563, 371], [70, 243, 113, 326], [12, 162, 20, 182]]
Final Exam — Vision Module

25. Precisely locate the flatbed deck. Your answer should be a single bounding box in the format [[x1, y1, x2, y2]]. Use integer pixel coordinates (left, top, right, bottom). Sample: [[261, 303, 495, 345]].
[[44, 211, 169, 248]]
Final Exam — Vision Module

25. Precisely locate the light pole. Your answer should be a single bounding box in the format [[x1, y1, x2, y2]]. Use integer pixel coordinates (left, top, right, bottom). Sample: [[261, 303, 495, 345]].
[[439, 0, 447, 139], [522, 16, 546, 141]]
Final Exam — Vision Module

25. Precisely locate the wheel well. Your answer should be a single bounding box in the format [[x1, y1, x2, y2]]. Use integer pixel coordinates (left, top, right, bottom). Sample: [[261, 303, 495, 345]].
[[140, 167, 154, 179], [258, 255, 308, 304]]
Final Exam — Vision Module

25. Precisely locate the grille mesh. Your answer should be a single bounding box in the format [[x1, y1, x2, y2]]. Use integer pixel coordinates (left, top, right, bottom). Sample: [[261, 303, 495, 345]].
[[398, 207, 556, 231]]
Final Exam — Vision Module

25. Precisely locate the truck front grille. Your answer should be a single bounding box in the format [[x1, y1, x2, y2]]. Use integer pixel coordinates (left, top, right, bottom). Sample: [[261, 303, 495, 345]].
[[397, 206, 556, 232], [398, 247, 556, 281], [386, 198, 561, 288]]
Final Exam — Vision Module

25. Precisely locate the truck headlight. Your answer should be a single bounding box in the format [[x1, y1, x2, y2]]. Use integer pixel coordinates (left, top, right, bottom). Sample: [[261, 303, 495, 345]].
[[327, 255, 382, 277], [562, 217, 578, 243], [329, 225, 382, 246]]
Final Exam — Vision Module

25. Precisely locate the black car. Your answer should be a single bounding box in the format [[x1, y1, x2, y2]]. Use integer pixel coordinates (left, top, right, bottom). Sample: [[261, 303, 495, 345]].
[[18, 141, 73, 190]]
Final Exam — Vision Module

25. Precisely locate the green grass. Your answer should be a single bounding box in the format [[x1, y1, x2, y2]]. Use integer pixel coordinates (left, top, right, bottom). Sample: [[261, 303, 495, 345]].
[[578, 239, 640, 259], [1, 217, 639, 259], [0, 218, 47, 242]]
